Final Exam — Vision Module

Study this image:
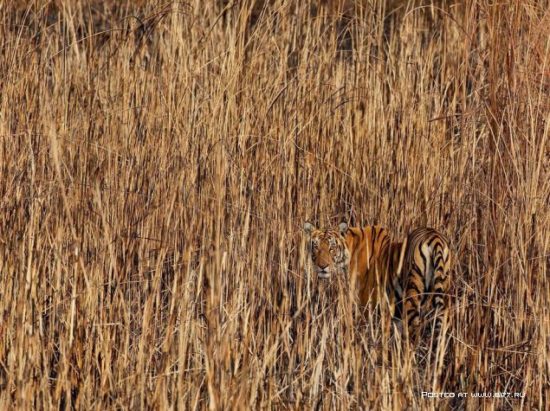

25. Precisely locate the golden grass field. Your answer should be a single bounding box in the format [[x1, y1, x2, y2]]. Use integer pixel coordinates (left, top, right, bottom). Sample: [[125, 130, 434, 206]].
[[0, 1, 548, 409]]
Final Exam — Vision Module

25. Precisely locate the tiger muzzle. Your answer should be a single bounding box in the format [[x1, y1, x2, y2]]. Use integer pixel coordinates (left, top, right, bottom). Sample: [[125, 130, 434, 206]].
[[316, 268, 331, 279]]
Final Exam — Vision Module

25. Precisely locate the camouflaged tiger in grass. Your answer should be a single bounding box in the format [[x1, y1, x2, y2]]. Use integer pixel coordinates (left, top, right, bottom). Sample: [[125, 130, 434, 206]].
[[304, 222, 451, 343]]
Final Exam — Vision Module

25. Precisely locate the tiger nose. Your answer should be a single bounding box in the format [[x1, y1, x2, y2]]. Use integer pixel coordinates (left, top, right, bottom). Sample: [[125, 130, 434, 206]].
[[318, 262, 329, 270]]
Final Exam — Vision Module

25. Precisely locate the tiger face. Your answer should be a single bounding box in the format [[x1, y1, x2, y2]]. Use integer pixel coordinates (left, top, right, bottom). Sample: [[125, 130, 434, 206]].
[[304, 222, 351, 279]]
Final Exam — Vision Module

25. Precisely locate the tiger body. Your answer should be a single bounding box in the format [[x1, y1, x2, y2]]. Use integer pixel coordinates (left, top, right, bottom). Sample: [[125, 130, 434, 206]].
[[390, 227, 452, 341], [304, 222, 451, 342], [304, 222, 392, 306]]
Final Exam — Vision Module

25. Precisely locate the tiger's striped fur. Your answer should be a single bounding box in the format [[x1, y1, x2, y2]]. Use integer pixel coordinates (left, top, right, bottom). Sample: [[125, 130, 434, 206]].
[[390, 227, 452, 342], [304, 222, 392, 307]]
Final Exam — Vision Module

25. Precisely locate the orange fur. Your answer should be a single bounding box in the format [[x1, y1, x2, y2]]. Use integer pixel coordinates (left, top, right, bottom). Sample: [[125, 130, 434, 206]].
[[304, 223, 392, 306]]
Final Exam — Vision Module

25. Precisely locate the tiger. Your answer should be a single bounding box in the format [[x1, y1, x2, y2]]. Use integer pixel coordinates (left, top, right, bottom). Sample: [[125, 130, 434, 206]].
[[303, 222, 392, 307], [389, 227, 452, 343], [304, 222, 451, 341]]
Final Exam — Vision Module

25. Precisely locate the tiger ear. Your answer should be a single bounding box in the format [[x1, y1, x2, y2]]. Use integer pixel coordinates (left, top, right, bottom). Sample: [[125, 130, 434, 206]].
[[303, 222, 315, 234], [338, 222, 348, 235]]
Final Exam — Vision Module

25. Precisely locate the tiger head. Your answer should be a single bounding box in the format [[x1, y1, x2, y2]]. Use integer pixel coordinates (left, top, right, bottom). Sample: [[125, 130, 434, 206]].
[[304, 222, 351, 279]]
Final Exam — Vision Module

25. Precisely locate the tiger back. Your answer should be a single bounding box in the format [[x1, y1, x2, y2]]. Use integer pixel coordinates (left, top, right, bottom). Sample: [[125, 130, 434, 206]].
[[342, 224, 392, 307], [390, 227, 452, 341]]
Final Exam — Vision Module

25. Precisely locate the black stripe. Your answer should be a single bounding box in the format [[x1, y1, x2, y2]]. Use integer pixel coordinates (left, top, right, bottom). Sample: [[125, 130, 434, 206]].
[[407, 282, 423, 295], [433, 301, 445, 310], [421, 292, 429, 306], [433, 240, 443, 249], [411, 263, 424, 276], [394, 299, 403, 318], [433, 277, 447, 286], [427, 235, 439, 248]]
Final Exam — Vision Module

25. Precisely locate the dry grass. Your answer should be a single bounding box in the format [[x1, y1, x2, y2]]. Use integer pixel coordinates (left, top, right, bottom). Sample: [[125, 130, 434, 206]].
[[0, 0, 548, 409]]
